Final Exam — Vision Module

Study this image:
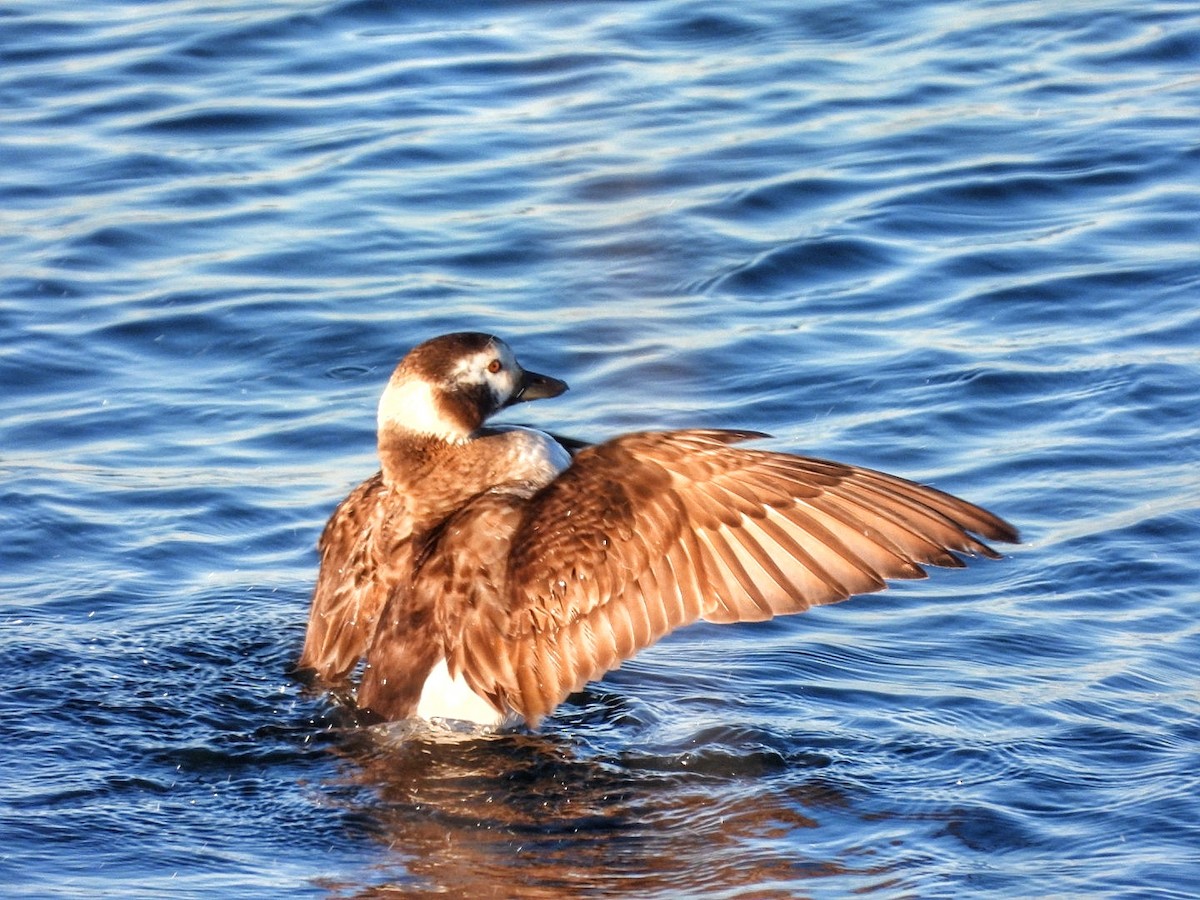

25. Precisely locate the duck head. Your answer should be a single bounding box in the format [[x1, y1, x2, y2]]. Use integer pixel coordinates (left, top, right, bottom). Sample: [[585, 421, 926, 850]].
[[377, 332, 568, 443]]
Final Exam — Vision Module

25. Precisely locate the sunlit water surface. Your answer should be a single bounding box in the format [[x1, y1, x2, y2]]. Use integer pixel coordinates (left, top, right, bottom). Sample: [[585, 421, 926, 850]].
[[3, 1, 1199, 897]]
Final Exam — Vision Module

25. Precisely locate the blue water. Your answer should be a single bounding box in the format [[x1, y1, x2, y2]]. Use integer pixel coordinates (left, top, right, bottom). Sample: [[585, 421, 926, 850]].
[[3, 0, 1199, 896]]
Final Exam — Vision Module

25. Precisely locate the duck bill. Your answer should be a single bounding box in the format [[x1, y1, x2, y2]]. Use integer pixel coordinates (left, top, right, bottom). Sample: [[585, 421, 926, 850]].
[[509, 369, 568, 405]]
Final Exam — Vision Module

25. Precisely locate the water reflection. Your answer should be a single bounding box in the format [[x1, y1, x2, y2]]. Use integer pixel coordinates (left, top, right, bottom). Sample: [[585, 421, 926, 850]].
[[316, 719, 899, 898]]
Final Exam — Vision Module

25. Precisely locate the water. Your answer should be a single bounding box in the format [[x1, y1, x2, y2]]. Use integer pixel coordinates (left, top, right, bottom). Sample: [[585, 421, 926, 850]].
[[3, 0, 1199, 896]]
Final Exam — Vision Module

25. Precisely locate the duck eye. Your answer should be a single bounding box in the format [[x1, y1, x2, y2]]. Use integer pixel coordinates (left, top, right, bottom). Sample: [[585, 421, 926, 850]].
[[487, 359, 503, 374]]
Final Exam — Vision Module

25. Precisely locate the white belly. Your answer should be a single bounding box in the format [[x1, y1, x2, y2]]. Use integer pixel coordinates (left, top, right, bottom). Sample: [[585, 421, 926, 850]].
[[415, 658, 513, 729]]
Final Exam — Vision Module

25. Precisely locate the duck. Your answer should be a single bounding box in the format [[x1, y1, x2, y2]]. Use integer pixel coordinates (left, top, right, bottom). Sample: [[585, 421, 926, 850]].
[[297, 331, 1017, 729]]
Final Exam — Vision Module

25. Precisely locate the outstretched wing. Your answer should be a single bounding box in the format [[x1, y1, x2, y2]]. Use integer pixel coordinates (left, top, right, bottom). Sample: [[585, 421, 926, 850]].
[[454, 429, 1017, 725], [298, 471, 412, 682]]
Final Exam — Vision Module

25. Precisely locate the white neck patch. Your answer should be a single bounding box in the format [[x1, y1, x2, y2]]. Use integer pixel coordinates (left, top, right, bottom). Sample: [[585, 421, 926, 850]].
[[377, 376, 465, 441]]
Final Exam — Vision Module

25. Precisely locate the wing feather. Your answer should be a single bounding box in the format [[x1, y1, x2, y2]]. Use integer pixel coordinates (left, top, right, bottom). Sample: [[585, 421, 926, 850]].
[[298, 472, 411, 682], [450, 429, 1016, 726]]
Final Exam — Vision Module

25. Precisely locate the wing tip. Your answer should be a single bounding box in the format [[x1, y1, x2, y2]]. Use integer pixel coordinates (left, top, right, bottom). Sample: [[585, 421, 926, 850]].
[[964, 515, 1020, 559], [684, 429, 773, 446]]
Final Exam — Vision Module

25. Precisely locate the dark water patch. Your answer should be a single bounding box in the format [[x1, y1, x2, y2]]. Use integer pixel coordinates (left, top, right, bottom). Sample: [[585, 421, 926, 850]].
[[934, 803, 1038, 855], [655, 8, 768, 43], [701, 175, 862, 225], [875, 158, 1151, 231], [136, 105, 308, 138], [712, 235, 902, 296], [1079, 21, 1200, 69]]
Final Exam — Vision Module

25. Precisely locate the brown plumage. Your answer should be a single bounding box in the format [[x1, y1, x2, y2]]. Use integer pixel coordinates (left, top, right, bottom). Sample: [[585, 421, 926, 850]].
[[299, 470, 395, 682], [297, 332, 1018, 729]]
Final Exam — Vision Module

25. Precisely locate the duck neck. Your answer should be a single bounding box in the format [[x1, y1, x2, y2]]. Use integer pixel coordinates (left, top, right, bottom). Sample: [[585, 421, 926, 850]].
[[377, 432, 452, 488]]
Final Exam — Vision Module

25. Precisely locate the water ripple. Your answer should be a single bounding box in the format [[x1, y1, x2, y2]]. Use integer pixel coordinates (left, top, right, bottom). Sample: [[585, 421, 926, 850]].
[[3, 0, 1199, 897]]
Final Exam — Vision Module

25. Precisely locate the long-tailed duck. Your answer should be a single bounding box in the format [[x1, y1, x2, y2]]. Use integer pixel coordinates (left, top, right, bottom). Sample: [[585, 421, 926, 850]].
[[298, 332, 1017, 729]]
